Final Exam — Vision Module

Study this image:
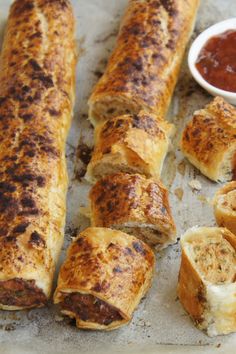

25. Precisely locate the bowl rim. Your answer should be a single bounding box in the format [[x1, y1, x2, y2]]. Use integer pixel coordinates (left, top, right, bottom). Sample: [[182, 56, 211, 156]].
[[188, 18, 236, 98]]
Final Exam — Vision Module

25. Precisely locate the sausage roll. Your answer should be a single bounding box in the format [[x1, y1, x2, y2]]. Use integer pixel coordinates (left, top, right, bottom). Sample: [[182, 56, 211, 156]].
[[88, 0, 199, 125], [213, 182, 236, 235], [54, 227, 155, 330], [181, 97, 236, 182], [89, 173, 176, 249], [0, 0, 76, 310], [177, 226, 236, 337], [86, 111, 175, 183]]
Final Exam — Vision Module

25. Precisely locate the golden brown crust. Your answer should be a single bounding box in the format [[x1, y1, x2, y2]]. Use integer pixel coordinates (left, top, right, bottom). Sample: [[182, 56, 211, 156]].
[[178, 227, 236, 336], [54, 227, 155, 330], [177, 249, 206, 325], [89, 0, 199, 124], [213, 182, 236, 235], [181, 97, 236, 182], [89, 173, 176, 249], [86, 111, 174, 183], [0, 0, 76, 309]]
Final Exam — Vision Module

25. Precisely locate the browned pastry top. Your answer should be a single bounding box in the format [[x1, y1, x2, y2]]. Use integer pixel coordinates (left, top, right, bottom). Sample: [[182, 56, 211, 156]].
[[89, 172, 176, 231], [90, 0, 199, 118], [0, 0, 76, 296], [181, 96, 236, 181], [54, 227, 155, 323]]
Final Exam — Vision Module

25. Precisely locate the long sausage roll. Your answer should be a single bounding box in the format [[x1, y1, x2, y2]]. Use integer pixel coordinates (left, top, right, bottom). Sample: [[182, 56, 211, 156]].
[[0, 0, 76, 310], [213, 182, 236, 235], [177, 227, 236, 337], [86, 111, 175, 183], [54, 227, 155, 330], [181, 97, 236, 182], [89, 173, 176, 249], [88, 0, 199, 125]]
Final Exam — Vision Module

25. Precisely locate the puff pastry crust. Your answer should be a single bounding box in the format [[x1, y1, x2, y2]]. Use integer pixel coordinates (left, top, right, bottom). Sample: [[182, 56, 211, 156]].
[[181, 97, 236, 182], [213, 181, 236, 235], [54, 227, 155, 330], [177, 226, 236, 337], [86, 111, 175, 183], [0, 0, 76, 309], [88, 0, 199, 125], [89, 173, 176, 249]]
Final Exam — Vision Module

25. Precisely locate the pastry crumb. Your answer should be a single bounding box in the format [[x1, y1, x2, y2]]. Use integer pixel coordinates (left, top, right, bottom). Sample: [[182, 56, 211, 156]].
[[177, 160, 186, 176], [55, 315, 64, 322], [79, 206, 91, 218], [197, 195, 210, 204], [174, 187, 184, 201], [188, 179, 202, 191]]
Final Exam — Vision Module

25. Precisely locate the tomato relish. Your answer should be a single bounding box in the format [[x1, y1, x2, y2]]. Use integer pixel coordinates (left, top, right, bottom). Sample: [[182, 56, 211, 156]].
[[196, 30, 236, 92]]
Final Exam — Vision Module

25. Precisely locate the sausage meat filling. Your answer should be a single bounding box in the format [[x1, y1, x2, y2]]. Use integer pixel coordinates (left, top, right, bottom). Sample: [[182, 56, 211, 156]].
[[0, 278, 47, 307], [61, 292, 123, 326], [192, 239, 236, 284]]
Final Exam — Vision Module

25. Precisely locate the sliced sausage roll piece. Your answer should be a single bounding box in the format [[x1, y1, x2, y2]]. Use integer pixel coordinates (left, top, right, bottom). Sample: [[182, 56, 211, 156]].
[[181, 97, 236, 182], [177, 226, 236, 337], [0, 0, 76, 310], [213, 181, 236, 235], [89, 173, 176, 250], [86, 111, 175, 183], [88, 0, 199, 125], [54, 227, 155, 330]]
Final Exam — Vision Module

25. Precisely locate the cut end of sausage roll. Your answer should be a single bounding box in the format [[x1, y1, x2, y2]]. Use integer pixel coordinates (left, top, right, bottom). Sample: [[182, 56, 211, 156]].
[[85, 112, 175, 184], [89, 173, 177, 250], [213, 181, 236, 235], [88, 95, 144, 127], [88, 0, 199, 126], [177, 226, 236, 337], [60, 292, 124, 328], [0, 278, 47, 310], [181, 97, 236, 182], [54, 227, 155, 330]]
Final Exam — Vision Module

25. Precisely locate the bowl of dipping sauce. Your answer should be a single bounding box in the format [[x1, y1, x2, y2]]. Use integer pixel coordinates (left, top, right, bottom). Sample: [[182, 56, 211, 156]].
[[188, 18, 236, 104]]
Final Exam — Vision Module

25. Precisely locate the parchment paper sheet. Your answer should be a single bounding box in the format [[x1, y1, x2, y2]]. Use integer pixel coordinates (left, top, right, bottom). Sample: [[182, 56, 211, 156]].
[[0, 1, 235, 353]]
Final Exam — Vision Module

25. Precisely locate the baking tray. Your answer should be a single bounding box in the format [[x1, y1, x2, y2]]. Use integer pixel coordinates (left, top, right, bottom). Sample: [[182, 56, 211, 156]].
[[0, 1, 236, 353]]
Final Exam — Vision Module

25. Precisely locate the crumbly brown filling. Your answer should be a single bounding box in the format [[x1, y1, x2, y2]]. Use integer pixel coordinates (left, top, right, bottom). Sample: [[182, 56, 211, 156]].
[[61, 292, 123, 326], [226, 190, 236, 211], [116, 225, 165, 248], [0, 278, 47, 307], [93, 162, 139, 180], [193, 239, 236, 284], [91, 98, 141, 122]]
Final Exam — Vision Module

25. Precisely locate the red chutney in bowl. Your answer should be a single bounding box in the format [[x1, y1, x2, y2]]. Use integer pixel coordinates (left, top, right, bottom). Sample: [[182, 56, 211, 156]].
[[195, 30, 236, 93]]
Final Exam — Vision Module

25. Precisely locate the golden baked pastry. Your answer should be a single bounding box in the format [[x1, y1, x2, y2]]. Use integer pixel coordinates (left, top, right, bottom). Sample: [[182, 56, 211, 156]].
[[0, 0, 76, 310], [88, 0, 199, 125], [89, 173, 176, 249], [177, 226, 236, 337], [213, 181, 236, 235], [86, 111, 175, 183], [181, 97, 236, 182], [54, 227, 155, 330]]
